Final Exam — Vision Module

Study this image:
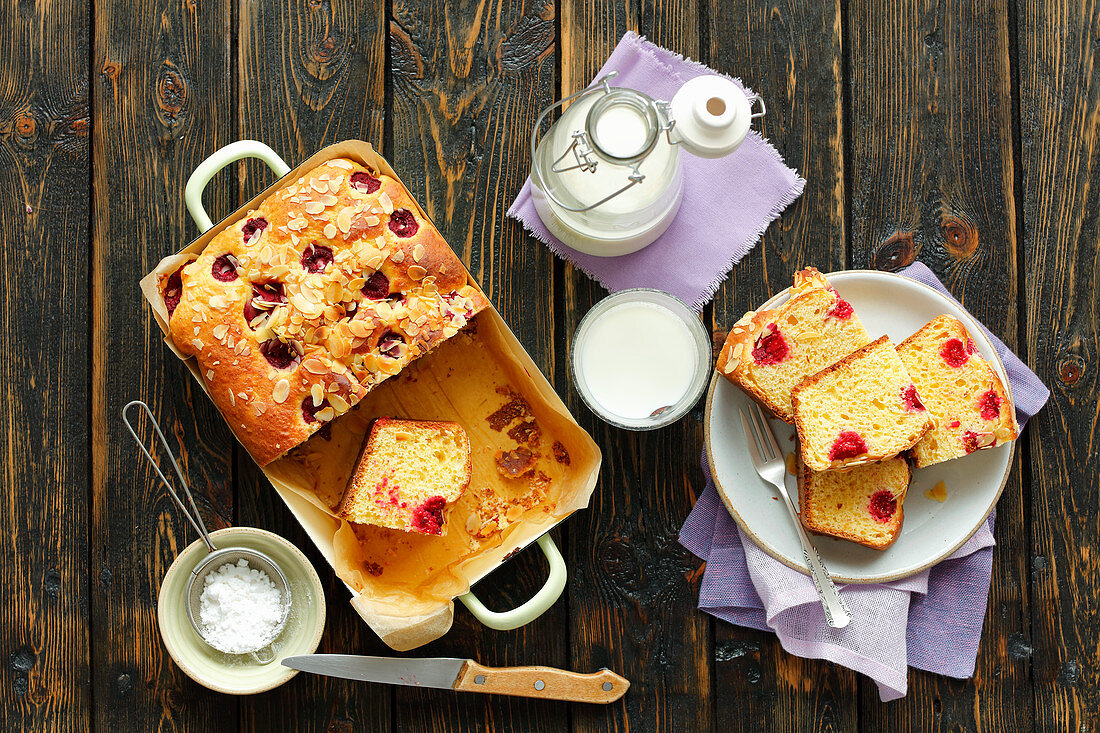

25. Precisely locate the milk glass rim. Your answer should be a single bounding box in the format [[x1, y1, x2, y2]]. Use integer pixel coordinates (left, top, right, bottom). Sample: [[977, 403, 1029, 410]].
[[570, 288, 712, 431]]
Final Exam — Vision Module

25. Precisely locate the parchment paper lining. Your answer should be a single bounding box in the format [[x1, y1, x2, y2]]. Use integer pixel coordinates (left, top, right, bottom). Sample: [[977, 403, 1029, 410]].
[[140, 140, 601, 650]]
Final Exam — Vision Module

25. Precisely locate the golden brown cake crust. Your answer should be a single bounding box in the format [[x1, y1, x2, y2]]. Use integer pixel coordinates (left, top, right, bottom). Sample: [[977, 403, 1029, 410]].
[[716, 306, 789, 420], [162, 158, 490, 465]]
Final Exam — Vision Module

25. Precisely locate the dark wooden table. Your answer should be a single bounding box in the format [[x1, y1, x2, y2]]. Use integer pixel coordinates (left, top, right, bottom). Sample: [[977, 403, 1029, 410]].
[[1, 0, 1096, 730]]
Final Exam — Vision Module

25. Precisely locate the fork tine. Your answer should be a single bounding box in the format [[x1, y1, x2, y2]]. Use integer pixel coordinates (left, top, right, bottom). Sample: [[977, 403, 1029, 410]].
[[752, 403, 783, 461], [739, 409, 764, 468], [748, 404, 775, 462]]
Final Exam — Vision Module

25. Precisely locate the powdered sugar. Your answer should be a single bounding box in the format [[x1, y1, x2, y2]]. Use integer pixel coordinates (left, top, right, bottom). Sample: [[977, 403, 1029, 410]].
[[198, 559, 286, 654]]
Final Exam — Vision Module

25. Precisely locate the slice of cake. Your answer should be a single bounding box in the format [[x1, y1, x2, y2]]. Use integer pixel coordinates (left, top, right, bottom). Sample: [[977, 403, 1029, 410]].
[[337, 418, 471, 535], [896, 315, 1018, 468], [792, 336, 934, 471], [798, 455, 911, 550], [717, 268, 871, 422]]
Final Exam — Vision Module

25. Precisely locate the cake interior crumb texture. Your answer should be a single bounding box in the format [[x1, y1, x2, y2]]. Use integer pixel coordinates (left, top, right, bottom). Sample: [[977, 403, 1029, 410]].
[[717, 268, 870, 422], [798, 456, 911, 550], [337, 418, 472, 536], [897, 315, 1018, 468], [793, 335, 933, 471]]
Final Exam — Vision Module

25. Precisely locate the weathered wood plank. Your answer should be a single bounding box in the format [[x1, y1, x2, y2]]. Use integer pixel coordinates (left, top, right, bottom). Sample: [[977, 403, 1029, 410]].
[[0, 0, 91, 729], [559, 3, 713, 731], [386, 1, 566, 730], [91, 0, 237, 729], [847, 0, 1032, 729], [1017, 0, 1100, 731], [705, 0, 858, 726], [235, 0, 392, 730]]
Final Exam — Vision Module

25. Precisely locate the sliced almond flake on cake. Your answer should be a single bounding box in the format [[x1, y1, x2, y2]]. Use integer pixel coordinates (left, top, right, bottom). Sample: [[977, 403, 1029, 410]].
[[378, 191, 394, 214], [272, 379, 290, 403], [337, 206, 354, 233]]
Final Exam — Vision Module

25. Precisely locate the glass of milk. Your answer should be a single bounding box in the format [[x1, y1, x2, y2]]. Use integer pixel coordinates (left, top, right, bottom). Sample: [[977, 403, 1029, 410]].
[[571, 289, 711, 430]]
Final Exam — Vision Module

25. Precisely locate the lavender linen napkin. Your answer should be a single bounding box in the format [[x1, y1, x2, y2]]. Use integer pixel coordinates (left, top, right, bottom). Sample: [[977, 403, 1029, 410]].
[[507, 31, 805, 311], [680, 262, 1049, 701]]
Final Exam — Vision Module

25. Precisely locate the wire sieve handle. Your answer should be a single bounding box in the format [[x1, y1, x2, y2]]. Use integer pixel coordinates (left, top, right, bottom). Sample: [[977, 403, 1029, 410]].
[[122, 400, 217, 553]]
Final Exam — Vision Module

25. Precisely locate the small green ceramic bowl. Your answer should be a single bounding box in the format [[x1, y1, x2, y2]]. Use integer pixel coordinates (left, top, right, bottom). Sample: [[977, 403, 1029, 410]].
[[158, 526, 326, 694]]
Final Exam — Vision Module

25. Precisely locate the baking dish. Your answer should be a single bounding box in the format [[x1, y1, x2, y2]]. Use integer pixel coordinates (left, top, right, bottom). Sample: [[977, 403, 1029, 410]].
[[140, 140, 601, 650]]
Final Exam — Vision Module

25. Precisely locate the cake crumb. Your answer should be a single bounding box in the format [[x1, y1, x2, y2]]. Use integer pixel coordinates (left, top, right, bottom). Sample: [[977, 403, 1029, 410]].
[[924, 481, 948, 503], [487, 387, 531, 431], [508, 419, 541, 447], [495, 447, 537, 478]]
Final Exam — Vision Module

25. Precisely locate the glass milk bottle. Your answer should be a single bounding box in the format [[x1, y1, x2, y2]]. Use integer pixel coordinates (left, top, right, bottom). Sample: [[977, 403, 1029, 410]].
[[530, 72, 764, 257]]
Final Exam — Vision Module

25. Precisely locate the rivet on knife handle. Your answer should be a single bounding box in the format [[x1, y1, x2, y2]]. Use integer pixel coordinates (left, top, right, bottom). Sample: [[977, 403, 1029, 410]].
[[453, 661, 629, 704]]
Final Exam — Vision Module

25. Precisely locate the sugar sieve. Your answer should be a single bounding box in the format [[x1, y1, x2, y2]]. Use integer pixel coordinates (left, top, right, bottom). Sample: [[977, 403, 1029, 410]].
[[122, 400, 291, 663]]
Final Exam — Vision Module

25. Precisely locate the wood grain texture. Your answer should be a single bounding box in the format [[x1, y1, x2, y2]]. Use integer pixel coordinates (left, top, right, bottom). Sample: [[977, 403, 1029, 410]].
[[1017, 1, 1100, 731], [0, 0, 91, 729], [91, 0, 239, 729], [387, 1, 566, 731], [235, 1, 393, 731], [11, 0, 1098, 728], [559, 3, 713, 732], [705, 0, 856, 728], [847, 0, 1032, 729]]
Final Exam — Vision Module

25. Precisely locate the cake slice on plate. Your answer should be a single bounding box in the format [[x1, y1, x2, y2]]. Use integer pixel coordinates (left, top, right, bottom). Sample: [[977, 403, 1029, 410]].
[[798, 455, 911, 550], [792, 335, 934, 471], [337, 418, 471, 535], [717, 267, 871, 423], [896, 315, 1018, 468]]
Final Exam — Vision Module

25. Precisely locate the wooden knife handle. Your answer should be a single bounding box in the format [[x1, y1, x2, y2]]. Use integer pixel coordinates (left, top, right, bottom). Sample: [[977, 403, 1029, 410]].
[[453, 661, 629, 704]]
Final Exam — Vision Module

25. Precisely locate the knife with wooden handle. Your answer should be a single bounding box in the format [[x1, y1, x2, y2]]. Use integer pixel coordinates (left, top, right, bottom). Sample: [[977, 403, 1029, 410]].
[[282, 654, 628, 704]]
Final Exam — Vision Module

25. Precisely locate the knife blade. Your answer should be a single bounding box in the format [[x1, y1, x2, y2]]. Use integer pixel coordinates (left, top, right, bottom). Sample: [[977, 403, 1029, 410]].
[[282, 654, 628, 704]]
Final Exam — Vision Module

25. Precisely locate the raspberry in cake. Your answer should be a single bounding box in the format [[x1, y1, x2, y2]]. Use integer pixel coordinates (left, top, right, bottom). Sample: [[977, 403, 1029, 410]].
[[717, 268, 872, 423], [337, 418, 472, 535], [896, 315, 1018, 468], [798, 455, 911, 550], [791, 335, 934, 471], [158, 157, 490, 465]]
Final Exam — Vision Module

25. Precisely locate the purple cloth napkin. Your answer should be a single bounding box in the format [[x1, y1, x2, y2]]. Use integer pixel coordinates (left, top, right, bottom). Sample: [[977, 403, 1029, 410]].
[[680, 261, 1049, 701], [507, 32, 805, 311]]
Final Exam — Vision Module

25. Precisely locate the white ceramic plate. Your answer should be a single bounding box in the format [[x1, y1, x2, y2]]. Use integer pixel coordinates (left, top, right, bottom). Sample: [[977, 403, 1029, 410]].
[[705, 270, 1014, 583]]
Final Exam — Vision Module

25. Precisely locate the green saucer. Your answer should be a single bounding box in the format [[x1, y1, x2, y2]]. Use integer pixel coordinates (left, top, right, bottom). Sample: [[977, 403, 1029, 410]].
[[157, 526, 326, 694]]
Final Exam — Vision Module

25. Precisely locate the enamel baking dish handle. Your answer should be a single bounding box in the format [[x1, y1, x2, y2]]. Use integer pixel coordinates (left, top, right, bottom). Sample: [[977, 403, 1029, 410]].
[[458, 534, 566, 630], [185, 140, 291, 233]]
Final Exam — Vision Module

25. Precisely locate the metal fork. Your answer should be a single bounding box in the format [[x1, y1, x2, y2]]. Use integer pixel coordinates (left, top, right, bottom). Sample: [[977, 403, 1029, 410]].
[[740, 403, 852, 629]]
